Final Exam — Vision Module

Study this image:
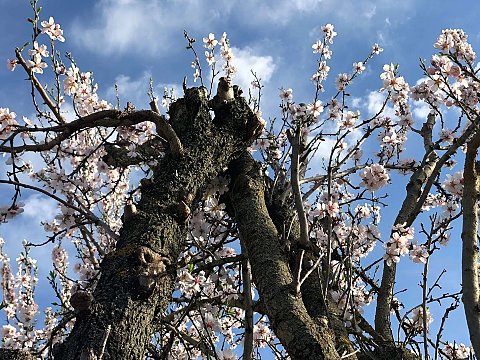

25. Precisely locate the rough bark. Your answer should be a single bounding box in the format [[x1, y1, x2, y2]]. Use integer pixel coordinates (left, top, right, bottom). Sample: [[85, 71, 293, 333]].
[[229, 154, 341, 360], [0, 349, 34, 360], [265, 181, 358, 358], [461, 132, 480, 356], [54, 87, 258, 359]]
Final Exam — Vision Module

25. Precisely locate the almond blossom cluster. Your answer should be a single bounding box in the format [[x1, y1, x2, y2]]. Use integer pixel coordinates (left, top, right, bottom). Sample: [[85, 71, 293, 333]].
[[40, 16, 65, 42], [404, 306, 433, 333], [329, 261, 374, 325], [383, 223, 414, 266], [359, 164, 389, 191], [409, 243, 429, 264], [0, 240, 58, 352], [198, 32, 236, 83], [60, 64, 111, 116], [442, 171, 464, 197], [0, 14, 147, 352], [442, 343, 473, 360], [374, 115, 410, 159], [379, 63, 413, 135], [165, 305, 246, 358], [278, 87, 325, 125], [167, 176, 276, 356], [26, 41, 48, 74], [0, 108, 19, 141], [253, 318, 274, 348], [434, 28, 476, 63], [0, 203, 25, 223]]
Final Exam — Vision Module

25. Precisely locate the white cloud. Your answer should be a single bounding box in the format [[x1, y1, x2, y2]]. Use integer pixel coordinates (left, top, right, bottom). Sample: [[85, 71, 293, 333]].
[[230, 0, 409, 28], [106, 72, 153, 108], [231, 47, 276, 93], [70, 0, 217, 56], [58, 103, 79, 122], [364, 5, 377, 19], [352, 97, 362, 108], [105, 72, 183, 109], [70, 0, 416, 58], [412, 101, 430, 121], [311, 137, 337, 162], [365, 90, 395, 118], [22, 194, 57, 222]]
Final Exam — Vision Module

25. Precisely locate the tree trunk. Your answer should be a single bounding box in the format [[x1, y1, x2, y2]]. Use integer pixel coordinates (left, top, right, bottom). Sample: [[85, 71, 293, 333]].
[[461, 132, 480, 356], [54, 88, 259, 359], [229, 154, 341, 360]]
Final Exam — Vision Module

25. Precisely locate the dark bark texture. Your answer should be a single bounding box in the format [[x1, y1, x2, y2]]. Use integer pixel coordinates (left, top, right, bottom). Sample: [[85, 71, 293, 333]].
[[0, 349, 34, 360], [229, 154, 341, 359], [53, 87, 259, 359]]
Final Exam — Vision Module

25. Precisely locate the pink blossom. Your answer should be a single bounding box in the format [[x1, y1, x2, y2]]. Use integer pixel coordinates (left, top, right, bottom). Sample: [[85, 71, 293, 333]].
[[253, 319, 273, 348], [26, 56, 48, 74], [279, 88, 293, 102], [41, 17, 65, 42], [28, 41, 49, 61], [359, 164, 389, 191], [405, 306, 433, 332], [312, 40, 324, 53], [6, 59, 17, 71], [372, 43, 383, 54], [306, 100, 324, 118], [340, 110, 359, 128], [434, 28, 476, 63], [353, 61, 365, 73], [321, 24, 337, 43], [205, 51, 215, 65], [203, 33, 218, 49], [218, 349, 238, 360], [409, 244, 429, 264], [442, 171, 464, 197], [442, 343, 472, 359], [335, 73, 349, 91]]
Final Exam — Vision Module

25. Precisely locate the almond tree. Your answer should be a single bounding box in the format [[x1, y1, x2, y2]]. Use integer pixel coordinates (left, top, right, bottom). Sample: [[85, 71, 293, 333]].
[[0, 2, 478, 359]]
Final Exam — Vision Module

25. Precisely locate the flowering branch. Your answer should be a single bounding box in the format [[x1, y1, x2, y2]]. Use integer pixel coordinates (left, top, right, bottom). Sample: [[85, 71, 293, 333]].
[[15, 48, 65, 124]]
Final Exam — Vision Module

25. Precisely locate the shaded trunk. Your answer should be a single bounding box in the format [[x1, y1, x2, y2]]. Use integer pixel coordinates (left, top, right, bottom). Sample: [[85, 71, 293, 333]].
[[229, 154, 341, 360], [265, 179, 357, 358], [461, 132, 480, 356], [54, 88, 258, 359]]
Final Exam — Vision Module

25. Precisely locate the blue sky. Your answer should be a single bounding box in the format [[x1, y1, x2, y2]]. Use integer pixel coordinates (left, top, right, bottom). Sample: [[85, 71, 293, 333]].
[[1, 0, 480, 356]]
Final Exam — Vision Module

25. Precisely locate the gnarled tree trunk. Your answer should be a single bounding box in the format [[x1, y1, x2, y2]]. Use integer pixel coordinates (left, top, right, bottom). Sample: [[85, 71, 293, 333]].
[[54, 88, 260, 359]]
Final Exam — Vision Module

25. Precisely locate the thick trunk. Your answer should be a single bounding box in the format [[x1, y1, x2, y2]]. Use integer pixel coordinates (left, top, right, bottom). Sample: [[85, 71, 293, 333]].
[[55, 88, 258, 359], [229, 154, 341, 360], [0, 350, 34, 360], [265, 181, 357, 358], [461, 133, 480, 356]]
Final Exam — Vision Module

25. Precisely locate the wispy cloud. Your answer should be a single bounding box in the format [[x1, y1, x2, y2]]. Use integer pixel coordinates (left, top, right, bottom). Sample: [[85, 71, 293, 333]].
[[230, 47, 276, 93], [412, 101, 430, 121], [70, 0, 416, 59], [22, 194, 57, 222], [364, 90, 395, 118], [105, 71, 183, 109], [105, 72, 154, 108], [70, 0, 216, 57]]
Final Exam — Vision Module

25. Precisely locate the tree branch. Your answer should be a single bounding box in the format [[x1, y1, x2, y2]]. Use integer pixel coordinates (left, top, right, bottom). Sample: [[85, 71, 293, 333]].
[[229, 153, 341, 359]]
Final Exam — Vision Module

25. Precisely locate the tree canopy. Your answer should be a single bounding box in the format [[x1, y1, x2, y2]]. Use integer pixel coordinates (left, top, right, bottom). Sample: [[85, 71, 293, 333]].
[[0, 1, 479, 359]]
